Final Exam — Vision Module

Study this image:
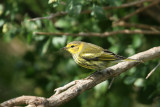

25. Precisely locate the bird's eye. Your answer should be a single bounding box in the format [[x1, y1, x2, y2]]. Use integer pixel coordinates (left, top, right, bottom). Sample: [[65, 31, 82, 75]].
[[71, 45, 75, 48]]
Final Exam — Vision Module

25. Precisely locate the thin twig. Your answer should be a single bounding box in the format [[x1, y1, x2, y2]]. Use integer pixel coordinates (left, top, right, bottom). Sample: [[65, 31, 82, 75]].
[[144, 8, 160, 23], [113, 21, 160, 31], [82, 0, 153, 14], [103, 0, 153, 10], [117, 0, 160, 22], [146, 62, 160, 79], [28, 12, 67, 21], [108, 78, 115, 89], [34, 30, 160, 37]]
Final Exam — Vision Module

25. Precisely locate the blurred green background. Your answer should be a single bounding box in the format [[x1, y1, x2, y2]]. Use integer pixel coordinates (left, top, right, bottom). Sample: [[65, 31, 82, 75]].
[[0, 0, 160, 107]]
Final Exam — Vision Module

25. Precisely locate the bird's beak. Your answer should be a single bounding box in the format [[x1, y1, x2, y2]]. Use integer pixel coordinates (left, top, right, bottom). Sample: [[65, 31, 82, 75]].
[[61, 47, 67, 50]]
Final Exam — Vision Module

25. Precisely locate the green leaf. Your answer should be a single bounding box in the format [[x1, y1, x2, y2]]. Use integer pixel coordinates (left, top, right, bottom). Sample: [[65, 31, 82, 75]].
[[66, 0, 82, 16], [132, 34, 142, 48], [128, 67, 136, 75], [68, 5, 82, 15], [125, 46, 135, 56], [48, 0, 57, 4], [42, 39, 51, 55], [0, 20, 4, 27], [94, 81, 108, 98], [27, 34, 32, 44], [124, 76, 136, 85], [108, 37, 116, 45], [91, 5, 106, 20], [55, 19, 71, 28], [109, 46, 119, 54], [3, 34, 11, 42], [134, 78, 144, 87], [53, 3, 58, 7], [52, 36, 67, 48], [0, 4, 4, 15]]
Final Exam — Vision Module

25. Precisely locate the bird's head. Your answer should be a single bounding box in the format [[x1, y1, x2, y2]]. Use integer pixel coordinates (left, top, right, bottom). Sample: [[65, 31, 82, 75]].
[[63, 41, 82, 54]]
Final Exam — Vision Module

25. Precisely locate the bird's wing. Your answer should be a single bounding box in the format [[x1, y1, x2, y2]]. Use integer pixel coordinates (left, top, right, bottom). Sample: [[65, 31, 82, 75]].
[[80, 48, 125, 61], [98, 49, 126, 61]]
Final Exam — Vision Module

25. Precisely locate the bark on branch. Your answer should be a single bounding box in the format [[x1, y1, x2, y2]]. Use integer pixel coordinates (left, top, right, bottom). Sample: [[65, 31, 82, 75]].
[[1, 46, 160, 107]]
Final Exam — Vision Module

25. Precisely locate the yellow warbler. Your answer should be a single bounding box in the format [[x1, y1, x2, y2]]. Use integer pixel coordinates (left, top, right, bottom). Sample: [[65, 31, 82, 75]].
[[63, 41, 138, 70]]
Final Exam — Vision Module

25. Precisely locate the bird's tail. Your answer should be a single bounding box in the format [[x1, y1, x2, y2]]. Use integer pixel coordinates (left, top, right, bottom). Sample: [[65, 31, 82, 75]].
[[123, 58, 143, 63]]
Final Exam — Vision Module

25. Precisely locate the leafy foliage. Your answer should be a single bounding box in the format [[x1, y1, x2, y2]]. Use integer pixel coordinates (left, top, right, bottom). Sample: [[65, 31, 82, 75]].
[[0, 0, 160, 106]]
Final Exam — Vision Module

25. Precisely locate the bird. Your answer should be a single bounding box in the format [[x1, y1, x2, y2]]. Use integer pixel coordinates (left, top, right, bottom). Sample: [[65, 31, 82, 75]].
[[63, 41, 138, 71]]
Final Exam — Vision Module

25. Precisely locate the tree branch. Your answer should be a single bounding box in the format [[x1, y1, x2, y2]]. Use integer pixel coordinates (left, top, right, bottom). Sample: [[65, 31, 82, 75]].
[[117, 0, 160, 22], [1, 46, 160, 107], [34, 29, 160, 37], [0, 96, 48, 107]]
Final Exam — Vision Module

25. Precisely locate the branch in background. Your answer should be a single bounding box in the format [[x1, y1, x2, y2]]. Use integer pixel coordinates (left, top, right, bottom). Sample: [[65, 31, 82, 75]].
[[113, 21, 160, 31], [28, 12, 67, 21], [108, 78, 115, 89], [103, 0, 152, 10], [117, 0, 160, 22], [28, 0, 153, 21], [82, 0, 153, 14], [34, 30, 160, 37], [144, 7, 160, 24], [1, 46, 160, 107], [146, 62, 160, 79]]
